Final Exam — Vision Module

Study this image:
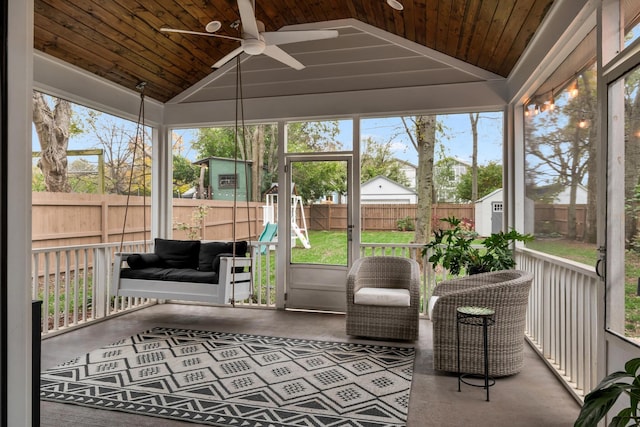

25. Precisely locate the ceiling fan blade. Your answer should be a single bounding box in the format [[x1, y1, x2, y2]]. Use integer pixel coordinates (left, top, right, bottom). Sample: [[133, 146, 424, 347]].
[[262, 45, 305, 70], [262, 30, 339, 46], [212, 46, 245, 68], [237, 0, 260, 39], [160, 28, 243, 42]]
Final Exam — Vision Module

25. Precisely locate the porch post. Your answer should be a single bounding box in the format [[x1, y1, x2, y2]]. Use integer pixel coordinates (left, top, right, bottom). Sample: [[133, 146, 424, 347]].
[[6, 0, 34, 425], [152, 125, 172, 239]]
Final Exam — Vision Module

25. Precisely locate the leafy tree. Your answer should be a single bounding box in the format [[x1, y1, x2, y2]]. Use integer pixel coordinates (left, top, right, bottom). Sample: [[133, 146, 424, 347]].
[[192, 124, 278, 201], [360, 136, 410, 186], [32, 166, 46, 192], [456, 161, 502, 201], [32, 92, 81, 192], [286, 120, 347, 203], [526, 70, 596, 240], [68, 158, 99, 193], [192, 127, 237, 159], [624, 68, 640, 247], [84, 112, 150, 195], [173, 155, 199, 196], [291, 160, 346, 204]]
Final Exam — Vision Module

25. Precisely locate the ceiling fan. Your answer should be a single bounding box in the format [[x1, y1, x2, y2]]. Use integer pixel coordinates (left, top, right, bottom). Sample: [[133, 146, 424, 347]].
[[160, 0, 339, 70]]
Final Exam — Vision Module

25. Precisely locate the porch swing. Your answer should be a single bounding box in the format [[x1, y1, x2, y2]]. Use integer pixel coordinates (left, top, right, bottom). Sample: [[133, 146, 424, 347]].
[[111, 63, 255, 305]]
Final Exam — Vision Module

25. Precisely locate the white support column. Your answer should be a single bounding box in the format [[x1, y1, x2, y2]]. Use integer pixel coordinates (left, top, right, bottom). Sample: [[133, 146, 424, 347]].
[[152, 125, 173, 239], [350, 117, 361, 266], [511, 104, 527, 234], [276, 121, 287, 309], [7, 0, 34, 424]]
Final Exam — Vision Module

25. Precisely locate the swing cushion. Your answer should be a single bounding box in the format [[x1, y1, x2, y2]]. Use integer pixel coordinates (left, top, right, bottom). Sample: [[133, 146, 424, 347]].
[[120, 267, 220, 284], [126, 253, 163, 269], [199, 241, 248, 272], [154, 238, 201, 269], [120, 239, 249, 285]]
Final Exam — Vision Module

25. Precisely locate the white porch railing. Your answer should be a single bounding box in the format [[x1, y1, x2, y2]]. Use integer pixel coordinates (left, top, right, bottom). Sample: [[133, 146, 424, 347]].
[[32, 240, 277, 337], [32, 240, 600, 401], [516, 247, 601, 400]]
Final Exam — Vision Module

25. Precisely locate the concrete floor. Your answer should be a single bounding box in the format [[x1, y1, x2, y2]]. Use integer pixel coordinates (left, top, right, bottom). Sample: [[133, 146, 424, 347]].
[[40, 303, 581, 426]]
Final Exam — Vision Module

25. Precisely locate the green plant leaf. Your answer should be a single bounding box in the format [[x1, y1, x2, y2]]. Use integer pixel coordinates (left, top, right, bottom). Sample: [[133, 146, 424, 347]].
[[626, 358, 640, 375], [575, 384, 629, 427]]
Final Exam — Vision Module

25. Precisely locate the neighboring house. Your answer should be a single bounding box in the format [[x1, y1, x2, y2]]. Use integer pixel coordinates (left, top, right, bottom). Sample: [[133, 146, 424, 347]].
[[434, 158, 470, 203], [529, 182, 588, 204], [360, 176, 417, 204], [554, 184, 588, 204], [395, 159, 417, 189]]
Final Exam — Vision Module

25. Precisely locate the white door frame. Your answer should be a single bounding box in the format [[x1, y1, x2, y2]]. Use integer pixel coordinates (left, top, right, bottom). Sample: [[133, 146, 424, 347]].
[[282, 153, 355, 311]]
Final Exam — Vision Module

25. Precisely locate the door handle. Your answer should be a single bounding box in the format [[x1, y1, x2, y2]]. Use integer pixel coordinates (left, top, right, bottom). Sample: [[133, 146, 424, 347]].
[[595, 246, 605, 279]]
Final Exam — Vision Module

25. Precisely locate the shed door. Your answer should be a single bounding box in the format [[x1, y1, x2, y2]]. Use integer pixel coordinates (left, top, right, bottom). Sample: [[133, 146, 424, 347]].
[[491, 201, 503, 233]]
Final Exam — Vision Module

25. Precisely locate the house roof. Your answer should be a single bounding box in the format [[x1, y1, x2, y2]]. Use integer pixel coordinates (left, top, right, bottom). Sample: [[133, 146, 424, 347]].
[[361, 175, 417, 195], [33, 0, 555, 103]]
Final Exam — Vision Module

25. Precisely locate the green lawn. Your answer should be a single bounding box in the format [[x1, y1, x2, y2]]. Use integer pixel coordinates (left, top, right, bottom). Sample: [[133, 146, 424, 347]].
[[526, 239, 598, 266], [527, 238, 640, 337], [290, 230, 415, 264]]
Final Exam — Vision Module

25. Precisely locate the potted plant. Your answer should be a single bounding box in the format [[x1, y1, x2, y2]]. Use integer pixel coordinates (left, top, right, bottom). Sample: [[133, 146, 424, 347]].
[[423, 216, 533, 275], [574, 357, 640, 426]]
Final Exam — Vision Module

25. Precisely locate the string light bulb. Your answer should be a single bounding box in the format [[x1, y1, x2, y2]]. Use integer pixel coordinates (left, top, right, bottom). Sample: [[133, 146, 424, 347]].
[[578, 116, 588, 128], [548, 91, 555, 112], [569, 79, 579, 98]]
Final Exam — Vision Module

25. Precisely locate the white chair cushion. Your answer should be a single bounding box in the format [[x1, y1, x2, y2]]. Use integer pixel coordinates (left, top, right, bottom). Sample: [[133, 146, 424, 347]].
[[354, 287, 410, 307], [427, 296, 439, 319]]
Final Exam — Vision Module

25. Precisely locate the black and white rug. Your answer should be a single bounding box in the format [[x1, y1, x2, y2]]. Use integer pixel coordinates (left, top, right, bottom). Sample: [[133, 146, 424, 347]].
[[41, 327, 415, 426]]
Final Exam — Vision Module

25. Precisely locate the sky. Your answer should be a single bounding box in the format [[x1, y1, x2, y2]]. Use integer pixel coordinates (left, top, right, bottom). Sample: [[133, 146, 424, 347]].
[[34, 103, 504, 170], [170, 112, 504, 166]]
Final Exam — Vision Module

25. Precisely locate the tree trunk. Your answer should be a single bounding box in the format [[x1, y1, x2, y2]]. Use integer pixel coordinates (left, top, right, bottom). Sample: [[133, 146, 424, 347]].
[[32, 92, 72, 192], [413, 116, 436, 244], [469, 113, 479, 202]]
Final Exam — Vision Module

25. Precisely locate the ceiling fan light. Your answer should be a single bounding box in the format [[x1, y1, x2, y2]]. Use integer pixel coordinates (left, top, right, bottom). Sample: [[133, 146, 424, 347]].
[[386, 0, 404, 11], [205, 21, 222, 33], [243, 38, 266, 55]]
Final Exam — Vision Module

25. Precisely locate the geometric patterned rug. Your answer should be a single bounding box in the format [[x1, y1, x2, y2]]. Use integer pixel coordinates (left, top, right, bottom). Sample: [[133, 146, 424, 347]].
[[41, 327, 415, 426]]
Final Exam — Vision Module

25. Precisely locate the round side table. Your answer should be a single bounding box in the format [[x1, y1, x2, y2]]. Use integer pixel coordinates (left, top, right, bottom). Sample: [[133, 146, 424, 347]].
[[456, 306, 496, 401]]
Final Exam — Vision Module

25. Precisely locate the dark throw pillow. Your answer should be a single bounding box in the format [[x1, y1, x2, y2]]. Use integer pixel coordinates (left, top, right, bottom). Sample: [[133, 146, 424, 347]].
[[126, 253, 163, 269], [154, 238, 200, 269], [198, 241, 249, 271], [198, 241, 229, 272]]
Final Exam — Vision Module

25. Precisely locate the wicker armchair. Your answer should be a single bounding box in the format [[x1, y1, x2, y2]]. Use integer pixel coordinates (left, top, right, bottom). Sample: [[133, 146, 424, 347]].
[[430, 269, 533, 377], [346, 256, 420, 341]]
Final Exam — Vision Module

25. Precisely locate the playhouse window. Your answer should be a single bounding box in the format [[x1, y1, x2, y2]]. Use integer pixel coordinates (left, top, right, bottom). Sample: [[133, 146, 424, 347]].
[[218, 174, 237, 189]]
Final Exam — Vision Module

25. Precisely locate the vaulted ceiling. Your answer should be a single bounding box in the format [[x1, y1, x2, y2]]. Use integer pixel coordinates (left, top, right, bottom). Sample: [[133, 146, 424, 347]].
[[34, 0, 555, 103]]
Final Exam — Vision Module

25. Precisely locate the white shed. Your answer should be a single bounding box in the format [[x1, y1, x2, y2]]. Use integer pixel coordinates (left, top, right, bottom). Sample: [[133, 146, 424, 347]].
[[474, 188, 535, 236], [360, 176, 417, 204]]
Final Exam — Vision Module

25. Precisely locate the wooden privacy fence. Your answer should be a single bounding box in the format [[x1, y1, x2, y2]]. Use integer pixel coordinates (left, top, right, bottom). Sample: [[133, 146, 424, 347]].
[[33, 193, 586, 247], [308, 203, 475, 231], [534, 204, 587, 239], [32, 192, 263, 250]]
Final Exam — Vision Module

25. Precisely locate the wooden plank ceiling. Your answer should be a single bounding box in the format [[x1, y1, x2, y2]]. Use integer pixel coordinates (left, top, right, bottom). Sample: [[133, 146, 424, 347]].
[[34, 0, 555, 103]]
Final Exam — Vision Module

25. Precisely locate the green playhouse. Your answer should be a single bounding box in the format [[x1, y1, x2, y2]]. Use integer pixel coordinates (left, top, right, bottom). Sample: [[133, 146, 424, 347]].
[[194, 156, 252, 201]]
